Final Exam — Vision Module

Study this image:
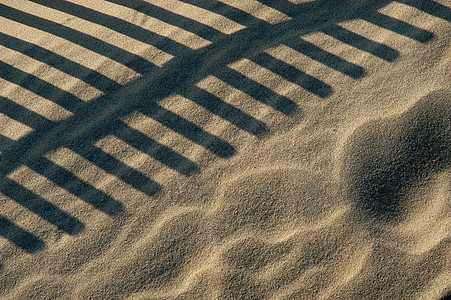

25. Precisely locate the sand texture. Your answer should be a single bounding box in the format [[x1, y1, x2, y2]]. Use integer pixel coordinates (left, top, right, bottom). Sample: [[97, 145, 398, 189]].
[[0, 0, 450, 299]]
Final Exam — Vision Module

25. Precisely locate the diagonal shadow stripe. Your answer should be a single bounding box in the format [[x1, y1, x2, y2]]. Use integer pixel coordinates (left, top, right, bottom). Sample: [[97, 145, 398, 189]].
[[26, 157, 124, 216], [104, 0, 224, 41], [0, 4, 158, 74], [399, 0, 451, 23], [138, 102, 236, 158], [0, 96, 55, 130], [252, 51, 335, 97], [0, 178, 85, 235], [0, 135, 14, 154], [178, 0, 266, 26], [114, 124, 200, 176], [283, 38, 367, 79], [0, 32, 122, 93], [214, 67, 300, 115], [0, 90, 203, 181], [0, 215, 45, 253], [321, 24, 400, 62], [250, 0, 297, 14], [68, 141, 161, 196], [28, 0, 196, 57], [0, 61, 86, 112], [362, 12, 434, 43], [179, 86, 270, 136]]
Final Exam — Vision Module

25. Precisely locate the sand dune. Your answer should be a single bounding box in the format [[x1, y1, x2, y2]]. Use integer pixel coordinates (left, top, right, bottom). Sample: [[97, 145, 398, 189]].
[[0, 0, 450, 299]]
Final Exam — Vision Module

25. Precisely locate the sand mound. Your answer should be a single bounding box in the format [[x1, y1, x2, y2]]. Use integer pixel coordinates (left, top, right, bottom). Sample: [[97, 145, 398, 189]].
[[341, 89, 450, 225], [340, 89, 450, 259]]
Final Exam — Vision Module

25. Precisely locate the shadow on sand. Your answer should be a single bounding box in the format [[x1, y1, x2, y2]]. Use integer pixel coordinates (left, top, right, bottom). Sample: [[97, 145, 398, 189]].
[[0, 0, 448, 253]]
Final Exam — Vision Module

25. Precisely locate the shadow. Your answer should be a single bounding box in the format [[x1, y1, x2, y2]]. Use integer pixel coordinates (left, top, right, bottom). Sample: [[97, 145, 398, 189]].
[[179, 86, 270, 133], [440, 290, 451, 300], [0, 3, 157, 74], [0, 178, 85, 235], [25, 157, 124, 216], [320, 25, 399, 62], [103, 0, 225, 41], [0, 96, 55, 130], [0, 215, 45, 253], [111, 123, 200, 176], [178, 0, 273, 26], [398, 0, 451, 23], [0, 0, 447, 255], [342, 90, 450, 224], [0, 135, 14, 156], [138, 102, 236, 158], [28, 0, 194, 57], [0, 61, 85, 112], [0, 32, 123, 93], [361, 12, 434, 43], [283, 37, 367, 78], [251, 51, 334, 96]]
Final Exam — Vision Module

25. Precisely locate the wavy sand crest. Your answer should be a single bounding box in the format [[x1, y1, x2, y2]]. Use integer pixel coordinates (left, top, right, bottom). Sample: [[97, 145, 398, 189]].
[[202, 166, 367, 299], [210, 167, 342, 235]]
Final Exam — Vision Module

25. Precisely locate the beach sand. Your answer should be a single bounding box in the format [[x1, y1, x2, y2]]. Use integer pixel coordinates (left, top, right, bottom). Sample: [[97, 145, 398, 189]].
[[0, 0, 450, 299]]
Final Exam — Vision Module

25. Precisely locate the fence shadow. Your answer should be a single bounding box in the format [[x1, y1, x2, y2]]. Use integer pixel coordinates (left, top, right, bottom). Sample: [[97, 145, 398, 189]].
[[0, 0, 448, 254]]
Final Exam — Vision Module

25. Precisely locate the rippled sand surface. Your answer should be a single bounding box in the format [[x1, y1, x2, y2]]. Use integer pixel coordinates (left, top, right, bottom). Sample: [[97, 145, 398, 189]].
[[0, 1, 449, 299]]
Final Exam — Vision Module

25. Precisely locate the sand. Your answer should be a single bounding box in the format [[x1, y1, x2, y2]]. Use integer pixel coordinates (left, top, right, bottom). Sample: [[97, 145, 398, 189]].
[[0, 0, 450, 299]]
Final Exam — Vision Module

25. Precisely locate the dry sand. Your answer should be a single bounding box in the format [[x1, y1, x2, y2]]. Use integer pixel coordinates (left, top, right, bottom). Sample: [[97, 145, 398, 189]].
[[0, 0, 450, 299]]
